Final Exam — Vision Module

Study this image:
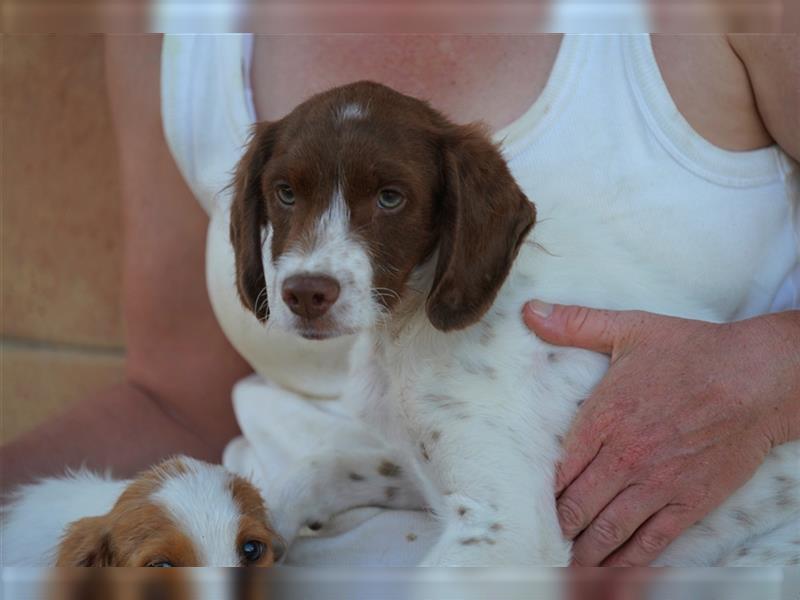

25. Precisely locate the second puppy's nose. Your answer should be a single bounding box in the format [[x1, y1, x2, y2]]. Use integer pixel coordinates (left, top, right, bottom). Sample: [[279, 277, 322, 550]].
[[281, 275, 341, 320]]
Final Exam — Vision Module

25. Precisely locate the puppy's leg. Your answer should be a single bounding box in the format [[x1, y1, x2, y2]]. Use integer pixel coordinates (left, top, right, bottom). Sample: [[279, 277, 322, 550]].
[[264, 435, 425, 543], [417, 429, 569, 567]]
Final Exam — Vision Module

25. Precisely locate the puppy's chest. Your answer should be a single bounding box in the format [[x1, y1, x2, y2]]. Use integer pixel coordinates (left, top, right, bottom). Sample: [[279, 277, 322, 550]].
[[355, 308, 591, 451]]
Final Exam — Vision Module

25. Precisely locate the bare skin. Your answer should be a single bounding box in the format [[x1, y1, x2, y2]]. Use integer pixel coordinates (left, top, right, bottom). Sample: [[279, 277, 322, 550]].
[[2, 35, 798, 569], [250, 34, 777, 151]]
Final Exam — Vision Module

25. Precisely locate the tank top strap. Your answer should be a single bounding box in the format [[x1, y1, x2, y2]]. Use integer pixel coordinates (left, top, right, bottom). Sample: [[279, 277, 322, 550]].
[[622, 35, 782, 187], [161, 34, 254, 215]]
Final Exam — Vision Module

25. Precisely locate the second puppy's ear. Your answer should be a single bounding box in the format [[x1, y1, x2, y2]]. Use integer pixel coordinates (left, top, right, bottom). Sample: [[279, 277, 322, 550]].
[[56, 516, 116, 567], [229, 122, 282, 322]]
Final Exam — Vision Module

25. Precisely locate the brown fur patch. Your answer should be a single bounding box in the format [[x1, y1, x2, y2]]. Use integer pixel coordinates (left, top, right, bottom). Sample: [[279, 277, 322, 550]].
[[420, 442, 431, 462], [47, 569, 192, 600], [56, 470, 199, 567], [230, 475, 285, 565], [377, 460, 402, 478], [731, 509, 755, 528], [460, 536, 496, 546]]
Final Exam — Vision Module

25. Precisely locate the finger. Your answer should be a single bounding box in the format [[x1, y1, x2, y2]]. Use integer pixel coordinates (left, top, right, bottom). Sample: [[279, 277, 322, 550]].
[[602, 505, 692, 566], [523, 301, 647, 355], [554, 410, 601, 495], [556, 449, 630, 540], [570, 484, 668, 566]]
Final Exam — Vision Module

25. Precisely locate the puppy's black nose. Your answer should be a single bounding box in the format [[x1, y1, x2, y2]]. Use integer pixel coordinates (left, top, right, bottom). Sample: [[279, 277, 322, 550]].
[[282, 274, 340, 320]]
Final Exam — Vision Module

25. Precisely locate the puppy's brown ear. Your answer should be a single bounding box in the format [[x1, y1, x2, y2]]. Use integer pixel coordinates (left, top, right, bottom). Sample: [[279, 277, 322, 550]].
[[56, 516, 116, 567], [230, 122, 281, 322], [427, 124, 536, 331]]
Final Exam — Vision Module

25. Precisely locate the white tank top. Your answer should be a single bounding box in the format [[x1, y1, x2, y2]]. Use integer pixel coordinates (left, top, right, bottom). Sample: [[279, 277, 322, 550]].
[[161, 34, 800, 399]]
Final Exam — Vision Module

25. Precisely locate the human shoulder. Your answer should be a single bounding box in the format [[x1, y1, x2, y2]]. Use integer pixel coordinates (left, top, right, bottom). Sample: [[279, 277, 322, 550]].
[[727, 34, 800, 160]]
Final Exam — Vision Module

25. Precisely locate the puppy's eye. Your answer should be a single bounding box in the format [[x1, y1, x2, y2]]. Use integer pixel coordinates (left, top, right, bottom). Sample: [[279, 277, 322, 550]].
[[241, 540, 266, 563], [377, 189, 405, 210], [275, 184, 295, 206], [146, 560, 174, 568]]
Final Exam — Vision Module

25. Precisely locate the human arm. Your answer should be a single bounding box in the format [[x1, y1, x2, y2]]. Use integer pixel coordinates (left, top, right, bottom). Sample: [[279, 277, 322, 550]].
[[1, 35, 252, 491]]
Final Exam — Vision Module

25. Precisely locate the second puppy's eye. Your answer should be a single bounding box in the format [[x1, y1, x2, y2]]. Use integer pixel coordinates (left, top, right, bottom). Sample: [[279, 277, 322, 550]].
[[377, 189, 405, 210], [276, 184, 295, 206], [241, 540, 266, 563], [146, 560, 174, 568]]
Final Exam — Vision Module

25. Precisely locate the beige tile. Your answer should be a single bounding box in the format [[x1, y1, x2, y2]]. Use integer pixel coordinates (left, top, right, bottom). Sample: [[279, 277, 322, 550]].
[[1, 344, 124, 443], [2, 35, 125, 348]]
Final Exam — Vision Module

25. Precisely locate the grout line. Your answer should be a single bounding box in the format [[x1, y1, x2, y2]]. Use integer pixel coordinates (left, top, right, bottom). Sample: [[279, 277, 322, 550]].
[[0, 336, 125, 359]]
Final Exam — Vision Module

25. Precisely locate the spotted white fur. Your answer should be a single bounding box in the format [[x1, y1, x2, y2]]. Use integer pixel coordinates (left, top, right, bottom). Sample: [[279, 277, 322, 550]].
[[262, 184, 800, 566]]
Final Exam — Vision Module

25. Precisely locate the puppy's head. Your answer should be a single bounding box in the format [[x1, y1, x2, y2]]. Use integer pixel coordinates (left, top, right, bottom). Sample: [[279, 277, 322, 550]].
[[230, 80, 535, 338], [55, 457, 285, 567]]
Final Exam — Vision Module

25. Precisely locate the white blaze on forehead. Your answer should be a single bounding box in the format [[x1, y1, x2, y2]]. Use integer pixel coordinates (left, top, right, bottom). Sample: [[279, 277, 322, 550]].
[[266, 181, 380, 333], [151, 458, 242, 567], [278, 183, 354, 272], [336, 102, 366, 122], [315, 184, 350, 246]]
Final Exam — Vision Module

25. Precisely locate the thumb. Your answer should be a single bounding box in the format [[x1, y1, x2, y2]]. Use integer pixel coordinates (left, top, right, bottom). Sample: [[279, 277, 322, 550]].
[[523, 300, 643, 354]]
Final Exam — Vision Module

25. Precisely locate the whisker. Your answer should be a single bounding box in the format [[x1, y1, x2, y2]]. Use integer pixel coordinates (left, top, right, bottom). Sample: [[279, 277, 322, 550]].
[[372, 262, 402, 276], [254, 286, 269, 317], [524, 240, 559, 257], [372, 287, 402, 305]]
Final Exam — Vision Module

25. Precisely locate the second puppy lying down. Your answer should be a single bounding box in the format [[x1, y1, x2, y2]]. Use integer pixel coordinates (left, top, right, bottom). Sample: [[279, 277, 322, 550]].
[[2, 457, 285, 567]]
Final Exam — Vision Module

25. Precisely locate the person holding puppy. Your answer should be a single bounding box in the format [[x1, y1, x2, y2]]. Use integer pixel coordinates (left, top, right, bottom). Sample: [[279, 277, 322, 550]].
[[3, 34, 798, 566]]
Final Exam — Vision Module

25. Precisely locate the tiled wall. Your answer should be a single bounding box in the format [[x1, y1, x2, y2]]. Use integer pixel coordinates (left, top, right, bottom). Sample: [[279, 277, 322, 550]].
[[2, 36, 126, 442]]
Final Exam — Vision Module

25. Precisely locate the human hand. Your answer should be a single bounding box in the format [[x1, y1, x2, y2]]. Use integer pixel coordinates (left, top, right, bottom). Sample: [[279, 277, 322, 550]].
[[523, 301, 800, 566]]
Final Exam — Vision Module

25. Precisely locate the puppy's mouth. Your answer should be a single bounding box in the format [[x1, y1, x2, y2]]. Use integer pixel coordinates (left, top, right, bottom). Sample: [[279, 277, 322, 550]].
[[293, 318, 355, 341], [298, 328, 337, 341]]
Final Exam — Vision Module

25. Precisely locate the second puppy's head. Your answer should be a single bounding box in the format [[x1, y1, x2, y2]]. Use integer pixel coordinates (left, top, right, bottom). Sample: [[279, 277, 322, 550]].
[[56, 457, 285, 567], [230, 81, 535, 339]]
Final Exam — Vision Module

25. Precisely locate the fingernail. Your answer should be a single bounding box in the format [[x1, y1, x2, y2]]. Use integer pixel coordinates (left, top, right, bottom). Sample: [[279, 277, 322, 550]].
[[526, 300, 553, 319]]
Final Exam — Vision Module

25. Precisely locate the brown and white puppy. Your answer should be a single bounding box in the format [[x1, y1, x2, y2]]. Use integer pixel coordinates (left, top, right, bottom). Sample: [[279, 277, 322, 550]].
[[225, 80, 800, 567], [229, 80, 534, 338], [2, 457, 285, 567]]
